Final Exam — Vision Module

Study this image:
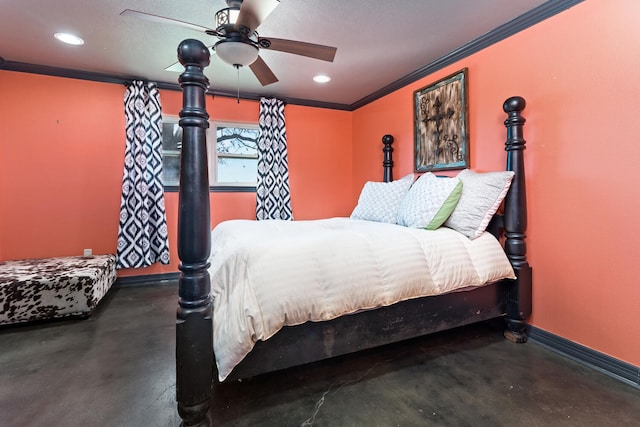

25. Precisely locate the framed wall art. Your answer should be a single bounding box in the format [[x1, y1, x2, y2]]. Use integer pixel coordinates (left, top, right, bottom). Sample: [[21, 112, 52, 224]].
[[414, 68, 469, 172]]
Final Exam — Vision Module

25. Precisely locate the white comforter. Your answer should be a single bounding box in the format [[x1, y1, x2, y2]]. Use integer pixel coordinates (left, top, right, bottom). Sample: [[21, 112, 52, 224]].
[[208, 217, 515, 381]]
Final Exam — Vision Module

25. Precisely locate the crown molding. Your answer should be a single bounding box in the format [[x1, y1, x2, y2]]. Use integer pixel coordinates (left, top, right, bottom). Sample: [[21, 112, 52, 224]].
[[0, 0, 582, 111], [0, 60, 352, 110], [350, 0, 583, 109]]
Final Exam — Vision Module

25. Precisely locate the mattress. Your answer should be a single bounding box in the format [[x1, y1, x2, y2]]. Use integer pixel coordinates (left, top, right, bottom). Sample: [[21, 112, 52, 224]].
[[208, 218, 515, 380]]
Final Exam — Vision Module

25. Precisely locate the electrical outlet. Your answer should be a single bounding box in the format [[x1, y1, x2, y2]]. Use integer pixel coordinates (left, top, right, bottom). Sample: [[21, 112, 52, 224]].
[[83, 248, 92, 257]]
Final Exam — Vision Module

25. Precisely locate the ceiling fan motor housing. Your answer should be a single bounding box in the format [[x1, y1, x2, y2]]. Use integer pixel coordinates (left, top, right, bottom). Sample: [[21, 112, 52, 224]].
[[215, 8, 240, 34], [213, 0, 260, 67]]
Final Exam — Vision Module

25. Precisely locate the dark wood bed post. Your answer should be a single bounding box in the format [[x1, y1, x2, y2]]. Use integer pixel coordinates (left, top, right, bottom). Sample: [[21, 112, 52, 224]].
[[502, 96, 532, 343], [382, 134, 394, 182], [176, 39, 213, 427]]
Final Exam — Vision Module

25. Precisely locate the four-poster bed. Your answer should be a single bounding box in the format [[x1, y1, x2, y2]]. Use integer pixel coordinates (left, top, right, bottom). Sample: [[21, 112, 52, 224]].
[[174, 39, 532, 426]]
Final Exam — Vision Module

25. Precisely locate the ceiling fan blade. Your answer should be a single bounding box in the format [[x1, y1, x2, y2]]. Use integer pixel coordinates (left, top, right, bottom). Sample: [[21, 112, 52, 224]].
[[249, 56, 279, 86], [164, 47, 215, 72], [235, 0, 280, 34], [164, 61, 185, 73], [259, 37, 337, 62], [120, 9, 213, 33]]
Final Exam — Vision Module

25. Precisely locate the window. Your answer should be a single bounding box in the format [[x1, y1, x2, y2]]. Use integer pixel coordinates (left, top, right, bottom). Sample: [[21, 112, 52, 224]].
[[211, 122, 259, 187], [161, 117, 258, 191], [161, 117, 183, 187]]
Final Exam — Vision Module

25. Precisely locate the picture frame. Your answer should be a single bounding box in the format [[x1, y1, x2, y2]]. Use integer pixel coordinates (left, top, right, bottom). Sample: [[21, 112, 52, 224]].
[[413, 68, 469, 172]]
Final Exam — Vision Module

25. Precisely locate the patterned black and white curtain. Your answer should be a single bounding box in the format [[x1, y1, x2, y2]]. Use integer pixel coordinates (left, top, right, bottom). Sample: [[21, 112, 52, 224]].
[[256, 97, 293, 220], [116, 81, 170, 268]]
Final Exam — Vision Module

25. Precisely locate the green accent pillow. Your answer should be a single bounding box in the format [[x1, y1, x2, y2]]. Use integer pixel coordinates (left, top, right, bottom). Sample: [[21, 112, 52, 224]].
[[396, 173, 463, 230]]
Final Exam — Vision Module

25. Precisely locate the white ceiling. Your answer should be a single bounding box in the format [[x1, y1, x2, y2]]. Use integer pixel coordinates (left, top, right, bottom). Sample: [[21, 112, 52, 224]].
[[1, 0, 563, 109]]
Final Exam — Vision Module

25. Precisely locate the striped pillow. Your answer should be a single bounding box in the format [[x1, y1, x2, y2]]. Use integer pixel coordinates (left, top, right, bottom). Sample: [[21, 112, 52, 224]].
[[444, 169, 515, 239], [396, 172, 463, 229]]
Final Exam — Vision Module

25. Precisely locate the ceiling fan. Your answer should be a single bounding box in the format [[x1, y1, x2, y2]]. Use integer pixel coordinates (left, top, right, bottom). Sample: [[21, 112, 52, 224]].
[[121, 0, 337, 86]]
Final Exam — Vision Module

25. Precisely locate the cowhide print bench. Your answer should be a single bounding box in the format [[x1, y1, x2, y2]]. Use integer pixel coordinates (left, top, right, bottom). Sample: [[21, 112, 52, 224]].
[[0, 254, 117, 326]]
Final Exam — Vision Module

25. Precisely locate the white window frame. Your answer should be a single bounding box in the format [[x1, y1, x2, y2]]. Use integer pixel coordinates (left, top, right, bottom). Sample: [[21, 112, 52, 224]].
[[160, 116, 190, 187], [161, 116, 258, 190], [210, 121, 259, 188]]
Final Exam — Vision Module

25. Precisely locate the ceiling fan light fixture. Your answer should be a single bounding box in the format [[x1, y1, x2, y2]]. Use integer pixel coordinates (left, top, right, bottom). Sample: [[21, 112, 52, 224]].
[[215, 6, 240, 27], [215, 40, 259, 67]]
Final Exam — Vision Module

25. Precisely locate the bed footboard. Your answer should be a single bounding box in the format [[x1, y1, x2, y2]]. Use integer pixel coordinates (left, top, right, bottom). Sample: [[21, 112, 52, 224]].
[[175, 39, 214, 426]]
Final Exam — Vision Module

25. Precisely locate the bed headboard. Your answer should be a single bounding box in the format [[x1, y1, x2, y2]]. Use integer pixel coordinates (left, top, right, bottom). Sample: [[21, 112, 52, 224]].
[[500, 96, 532, 341], [379, 96, 531, 339], [502, 96, 528, 268], [380, 96, 527, 267], [382, 134, 394, 183]]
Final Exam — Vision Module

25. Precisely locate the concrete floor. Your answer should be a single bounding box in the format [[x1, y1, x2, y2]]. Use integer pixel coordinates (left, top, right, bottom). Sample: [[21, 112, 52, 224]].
[[1, 283, 638, 427]]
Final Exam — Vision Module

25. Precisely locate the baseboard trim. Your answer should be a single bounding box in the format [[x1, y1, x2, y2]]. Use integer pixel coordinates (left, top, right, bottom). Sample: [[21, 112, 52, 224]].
[[115, 272, 180, 287], [529, 326, 639, 389]]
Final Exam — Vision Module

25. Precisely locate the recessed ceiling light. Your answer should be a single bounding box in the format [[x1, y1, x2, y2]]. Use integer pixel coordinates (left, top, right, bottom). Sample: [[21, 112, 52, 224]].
[[313, 74, 331, 83], [54, 32, 84, 46]]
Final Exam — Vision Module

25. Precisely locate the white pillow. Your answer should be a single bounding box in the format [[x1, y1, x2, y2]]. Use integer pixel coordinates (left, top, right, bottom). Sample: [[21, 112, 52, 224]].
[[350, 174, 414, 223], [396, 172, 463, 229], [444, 169, 515, 239]]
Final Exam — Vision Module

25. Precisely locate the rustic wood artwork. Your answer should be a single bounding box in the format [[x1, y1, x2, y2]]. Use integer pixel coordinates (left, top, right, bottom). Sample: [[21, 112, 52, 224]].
[[414, 68, 469, 172]]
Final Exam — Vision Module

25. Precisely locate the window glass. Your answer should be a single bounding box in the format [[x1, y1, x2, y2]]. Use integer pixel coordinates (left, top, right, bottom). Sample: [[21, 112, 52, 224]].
[[213, 123, 259, 187], [160, 117, 258, 190], [216, 126, 259, 156], [217, 157, 259, 183], [161, 118, 182, 187]]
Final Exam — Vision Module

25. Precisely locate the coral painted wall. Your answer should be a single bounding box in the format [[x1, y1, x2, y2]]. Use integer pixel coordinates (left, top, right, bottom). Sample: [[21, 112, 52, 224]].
[[353, 0, 640, 367], [0, 72, 353, 278], [0, 75, 125, 265], [1, 0, 637, 371]]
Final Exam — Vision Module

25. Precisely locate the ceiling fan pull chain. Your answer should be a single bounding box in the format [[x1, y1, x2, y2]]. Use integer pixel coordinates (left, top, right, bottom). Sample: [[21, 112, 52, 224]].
[[236, 64, 241, 104]]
